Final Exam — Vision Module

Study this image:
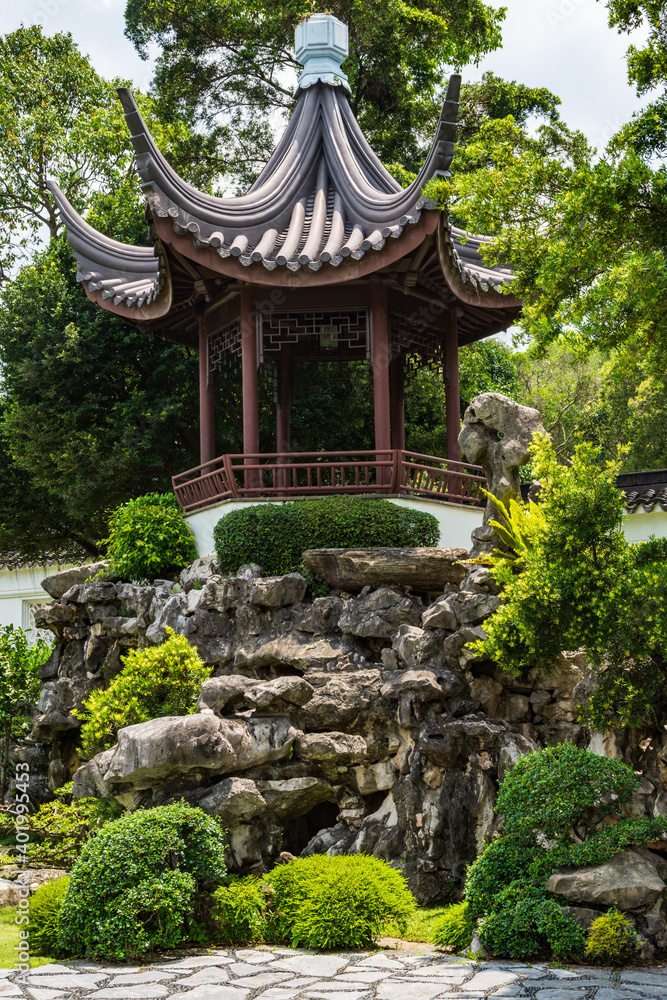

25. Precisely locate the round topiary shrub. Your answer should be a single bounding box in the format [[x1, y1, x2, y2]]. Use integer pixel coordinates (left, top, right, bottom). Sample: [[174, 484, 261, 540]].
[[264, 854, 415, 949], [432, 902, 474, 951], [585, 909, 640, 964], [30, 876, 69, 956], [213, 496, 439, 576], [78, 629, 211, 757], [212, 876, 266, 944], [57, 802, 226, 961], [477, 884, 585, 961], [104, 492, 197, 584]]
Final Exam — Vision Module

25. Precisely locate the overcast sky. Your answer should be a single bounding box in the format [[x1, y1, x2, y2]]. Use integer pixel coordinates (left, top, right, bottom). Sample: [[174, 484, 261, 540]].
[[0, 0, 649, 150]]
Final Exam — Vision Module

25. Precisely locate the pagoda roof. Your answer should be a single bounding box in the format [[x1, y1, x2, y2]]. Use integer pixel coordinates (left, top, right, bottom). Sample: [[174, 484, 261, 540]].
[[48, 14, 519, 330]]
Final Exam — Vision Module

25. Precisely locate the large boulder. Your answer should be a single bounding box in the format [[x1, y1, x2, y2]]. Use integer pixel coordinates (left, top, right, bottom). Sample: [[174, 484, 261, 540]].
[[195, 776, 267, 821], [302, 548, 468, 592], [41, 562, 107, 600], [295, 732, 367, 766], [338, 588, 421, 639], [197, 675, 261, 714], [93, 713, 298, 789], [244, 676, 314, 710], [255, 777, 334, 819], [546, 849, 667, 911], [249, 573, 307, 608]]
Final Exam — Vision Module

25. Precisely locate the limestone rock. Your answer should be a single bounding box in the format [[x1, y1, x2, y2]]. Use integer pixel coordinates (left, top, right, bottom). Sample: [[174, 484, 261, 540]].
[[353, 759, 399, 795], [196, 776, 266, 821], [459, 393, 544, 517], [198, 675, 260, 714], [200, 576, 251, 612], [298, 596, 343, 634], [299, 670, 383, 730], [422, 596, 458, 630], [381, 668, 463, 702], [235, 633, 361, 673], [0, 880, 27, 907], [450, 591, 501, 625], [180, 557, 219, 592], [256, 777, 334, 819], [546, 849, 667, 911], [72, 748, 117, 799], [339, 588, 421, 638], [249, 573, 307, 608], [244, 676, 314, 709], [41, 562, 107, 599], [302, 547, 468, 592], [392, 625, 444, 668], [99, 713, 297, 789], [295, 732, 367, 765]]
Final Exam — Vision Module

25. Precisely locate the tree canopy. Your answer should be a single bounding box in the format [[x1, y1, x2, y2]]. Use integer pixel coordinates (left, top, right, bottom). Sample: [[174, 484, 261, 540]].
[[124, 0, 506, 182]]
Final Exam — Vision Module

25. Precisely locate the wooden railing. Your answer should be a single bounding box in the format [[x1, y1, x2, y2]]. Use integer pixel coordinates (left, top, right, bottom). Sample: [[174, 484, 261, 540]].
[[172, 450, 487, 513]]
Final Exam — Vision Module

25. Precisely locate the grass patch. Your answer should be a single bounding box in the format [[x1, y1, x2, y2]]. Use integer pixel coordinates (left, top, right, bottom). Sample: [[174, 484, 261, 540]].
[[385, 905, 453, 944], [0, 907, 56, 968]]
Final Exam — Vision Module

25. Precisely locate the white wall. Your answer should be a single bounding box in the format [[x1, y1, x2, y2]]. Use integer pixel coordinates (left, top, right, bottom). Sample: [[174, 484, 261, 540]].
[[185, 495, 484, 559], [0, 564, 74, 640], [622, 508, 667, 544]]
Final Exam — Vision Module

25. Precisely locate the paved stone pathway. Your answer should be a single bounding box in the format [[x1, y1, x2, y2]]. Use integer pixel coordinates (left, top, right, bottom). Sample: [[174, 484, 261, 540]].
[[1, 949, 666, 1000]]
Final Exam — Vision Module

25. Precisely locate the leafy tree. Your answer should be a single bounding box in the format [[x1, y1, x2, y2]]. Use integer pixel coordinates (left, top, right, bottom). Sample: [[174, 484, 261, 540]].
[[124, 0, 506, 183], [478, 434, 667, 730], [0, 626, 51, 796]]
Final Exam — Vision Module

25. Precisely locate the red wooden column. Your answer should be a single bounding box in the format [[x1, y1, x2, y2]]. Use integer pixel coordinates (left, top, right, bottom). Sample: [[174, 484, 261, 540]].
[[276, 347, 291, 489], [241, 286, 260, 487], [389, 352, 405, 453], [371, 282, 392, 485], [198, 313, 216, 467], [445, 309, 462, 464]]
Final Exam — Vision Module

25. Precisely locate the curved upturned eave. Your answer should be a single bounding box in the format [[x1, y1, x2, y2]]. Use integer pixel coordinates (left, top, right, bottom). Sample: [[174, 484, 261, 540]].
[[48, 181, 173, 320], [437, 217, 522, 310]]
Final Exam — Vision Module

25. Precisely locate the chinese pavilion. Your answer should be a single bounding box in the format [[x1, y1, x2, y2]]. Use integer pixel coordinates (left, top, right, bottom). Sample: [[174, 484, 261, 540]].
[[50, 14, 520, 513]]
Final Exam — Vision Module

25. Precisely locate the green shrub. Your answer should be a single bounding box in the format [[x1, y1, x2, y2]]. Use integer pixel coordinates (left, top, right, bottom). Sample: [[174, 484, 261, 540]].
[[478, 885, 585, 961], [264, 854, 415, 949], [78, 629, 210, 756], [213, 496, 439, 576], [30, 876, 69, 956], [496, 743, 641, 842], [26, 785, 122, 868], [57, 802, 226, 961], [465, 834, 537, 920], [212, 876, 266, 944], [585, 909, 640, 964], [104, 492, 197, 584], [432, 902, 474, 950]]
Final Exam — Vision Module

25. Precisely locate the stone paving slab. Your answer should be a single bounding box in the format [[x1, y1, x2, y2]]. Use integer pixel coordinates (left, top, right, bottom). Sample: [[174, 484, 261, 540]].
[[2, 948, 667, 1000]]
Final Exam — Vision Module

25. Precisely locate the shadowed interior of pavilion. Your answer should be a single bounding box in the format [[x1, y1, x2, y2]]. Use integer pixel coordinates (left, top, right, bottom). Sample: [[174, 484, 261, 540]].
[[49, 14, 519, 514]]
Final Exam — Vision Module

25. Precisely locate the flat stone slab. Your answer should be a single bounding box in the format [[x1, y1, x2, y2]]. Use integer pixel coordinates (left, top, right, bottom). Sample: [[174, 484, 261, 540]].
[[302, 547, 468, 592]]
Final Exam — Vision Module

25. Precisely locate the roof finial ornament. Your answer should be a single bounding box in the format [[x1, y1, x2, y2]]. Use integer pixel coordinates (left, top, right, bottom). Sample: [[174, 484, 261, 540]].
[[295, 13, 351, 93]]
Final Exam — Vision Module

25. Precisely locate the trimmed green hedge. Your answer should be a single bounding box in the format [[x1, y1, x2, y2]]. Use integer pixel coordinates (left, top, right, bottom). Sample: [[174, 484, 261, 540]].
[[213, 497, 439, 575]]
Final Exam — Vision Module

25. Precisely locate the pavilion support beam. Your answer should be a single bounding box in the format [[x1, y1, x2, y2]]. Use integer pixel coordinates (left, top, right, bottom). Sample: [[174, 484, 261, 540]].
[[389, 352, 405, 453], [241, 286, 260, 488], [445, 309, 462, 464], [198, 314, 216, 468], [372, 283, 392, 485], [276, 347, 291, 489]]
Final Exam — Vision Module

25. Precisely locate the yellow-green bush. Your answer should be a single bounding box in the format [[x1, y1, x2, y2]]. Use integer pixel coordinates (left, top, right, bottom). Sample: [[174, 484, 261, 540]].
[[30, 877, 69, 956], [78, 629, 210, 756], [212, 876, 266, 944], [104, 492, 197, 584], [585, 909, 639, 964], [432, 902, 474, 950]]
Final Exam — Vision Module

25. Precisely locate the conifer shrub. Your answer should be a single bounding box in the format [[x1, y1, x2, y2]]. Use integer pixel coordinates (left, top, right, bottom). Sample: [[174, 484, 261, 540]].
[[463, 744, 667, 960], [213, 496, 439, 576], [57, 802, 226, 961], [212, 876, 267, 944], [432, 902, 474, 950], [104, 492, 197, 584], [29, 876, 69, 956], [78, 629, 210, 756], [264, 854, 415, 949], [585, 909, 640, 964]]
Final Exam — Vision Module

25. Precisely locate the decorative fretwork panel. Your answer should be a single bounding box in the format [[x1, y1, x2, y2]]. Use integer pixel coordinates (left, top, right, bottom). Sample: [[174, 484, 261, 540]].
[[208, 320, 241, 369], [390, 310, 445, 367], [260, 309, 369, 360], [23, 600, 51, 646]]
